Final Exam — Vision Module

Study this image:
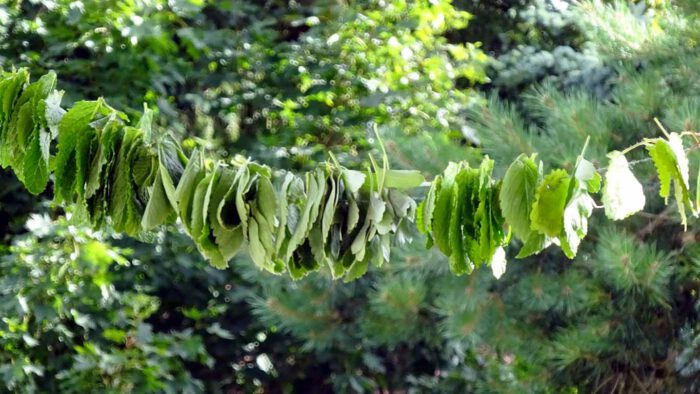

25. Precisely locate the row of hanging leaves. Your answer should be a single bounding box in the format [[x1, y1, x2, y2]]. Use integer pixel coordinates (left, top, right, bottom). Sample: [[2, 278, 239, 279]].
[[0, 68, 424, 281], [1, 68, 698, 280]]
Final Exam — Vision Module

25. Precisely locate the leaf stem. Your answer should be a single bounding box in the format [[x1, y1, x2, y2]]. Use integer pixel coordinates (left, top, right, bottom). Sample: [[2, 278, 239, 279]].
[[620, 140, 647, 155], [579, 135, 591, 158]]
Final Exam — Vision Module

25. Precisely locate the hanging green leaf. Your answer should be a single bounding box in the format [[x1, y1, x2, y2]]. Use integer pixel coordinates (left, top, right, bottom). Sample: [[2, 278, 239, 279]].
[[192, 166, 228, 269], [516, 232, 552, 259], [248, 216, 270, 271], [284, 169, 326, 267], [376, 169, 424, 189], [209, 167, 244, 265], [320, 171, 338, 241], [431, 162, 460, 255], [530, 169, 570, 237], [86, 118, 122, 227], [474, 158, 503, 266], [0, 69, 30, 166], [647, 133, 695, 228], [234, 165, 253, 239], [190, 168, 216, 244], [175, 149, 205, 234], [14, 72, 57, 194], [253, 206, 281, 273], [448, 164, 473, 275], [256, 176, 278, 227], [158, 135, 186, 209], [500, 154, 541, 242], [142, 170, 173, 230], [54, 100, 111, 203], [344, 238, 383, 283], [274, 173, 295, 257], [109, 127, 144, 235], [558, 152, 600, 258]]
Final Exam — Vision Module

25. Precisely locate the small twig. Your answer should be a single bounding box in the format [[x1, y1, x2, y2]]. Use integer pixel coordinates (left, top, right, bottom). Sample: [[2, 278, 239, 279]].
[[610, 373, 623, 394], [653, 117, 671, 139], [594, 374, 616, 394], [327, 151, 341, 167], [636, 206, 674, 239], [630, 371, 650, 394], [680, 131, 700, 142]]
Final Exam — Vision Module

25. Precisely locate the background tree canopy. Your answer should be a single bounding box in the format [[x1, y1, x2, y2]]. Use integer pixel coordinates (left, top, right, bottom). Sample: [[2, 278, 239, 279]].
[[1, 0, 700, 392]]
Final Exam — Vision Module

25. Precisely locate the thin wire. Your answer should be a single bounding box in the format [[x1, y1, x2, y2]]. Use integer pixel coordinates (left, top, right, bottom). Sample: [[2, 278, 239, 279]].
[[628, 143, 700, 168], [627, 156, 655, 167], [410, 144, 700, 187]]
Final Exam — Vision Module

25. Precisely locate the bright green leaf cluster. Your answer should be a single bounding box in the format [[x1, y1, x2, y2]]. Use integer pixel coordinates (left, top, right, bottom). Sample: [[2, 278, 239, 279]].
[[501, 151, 600, 259], [0, 70, 55, 194], [417, 158, 507, 275]]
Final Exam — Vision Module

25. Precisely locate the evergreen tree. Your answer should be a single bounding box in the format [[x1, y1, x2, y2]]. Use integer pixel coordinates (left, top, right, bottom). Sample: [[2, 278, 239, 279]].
[[247, 1, 700, 392], [457, 1, 700, 391]]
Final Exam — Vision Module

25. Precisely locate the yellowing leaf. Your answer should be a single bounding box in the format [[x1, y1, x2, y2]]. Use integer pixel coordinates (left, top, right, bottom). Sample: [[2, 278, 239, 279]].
[[490, 247, 507, 279], [647, 134, 694, 228], [602, 151, 645, 220], [575, 158, 601, 194], [560, 189, 594, 259]]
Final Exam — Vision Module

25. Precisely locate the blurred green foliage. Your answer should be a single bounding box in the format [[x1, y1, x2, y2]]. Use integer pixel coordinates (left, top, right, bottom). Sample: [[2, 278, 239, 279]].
[[0, 0, 487, 167], [0, 216, 208, 392]]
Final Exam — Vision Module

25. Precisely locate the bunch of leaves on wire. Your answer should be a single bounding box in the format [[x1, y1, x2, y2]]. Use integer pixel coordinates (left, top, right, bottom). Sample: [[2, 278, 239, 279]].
[[2, 67, 700, 280], [171, 147, 421, 281], [600, 120, 700, 230], [0, 67, 424, 281], [496, 127, 700, 263], [415, 144, 603, 278], [418, 130, 700, 276], [417, 157, 508, 276]]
